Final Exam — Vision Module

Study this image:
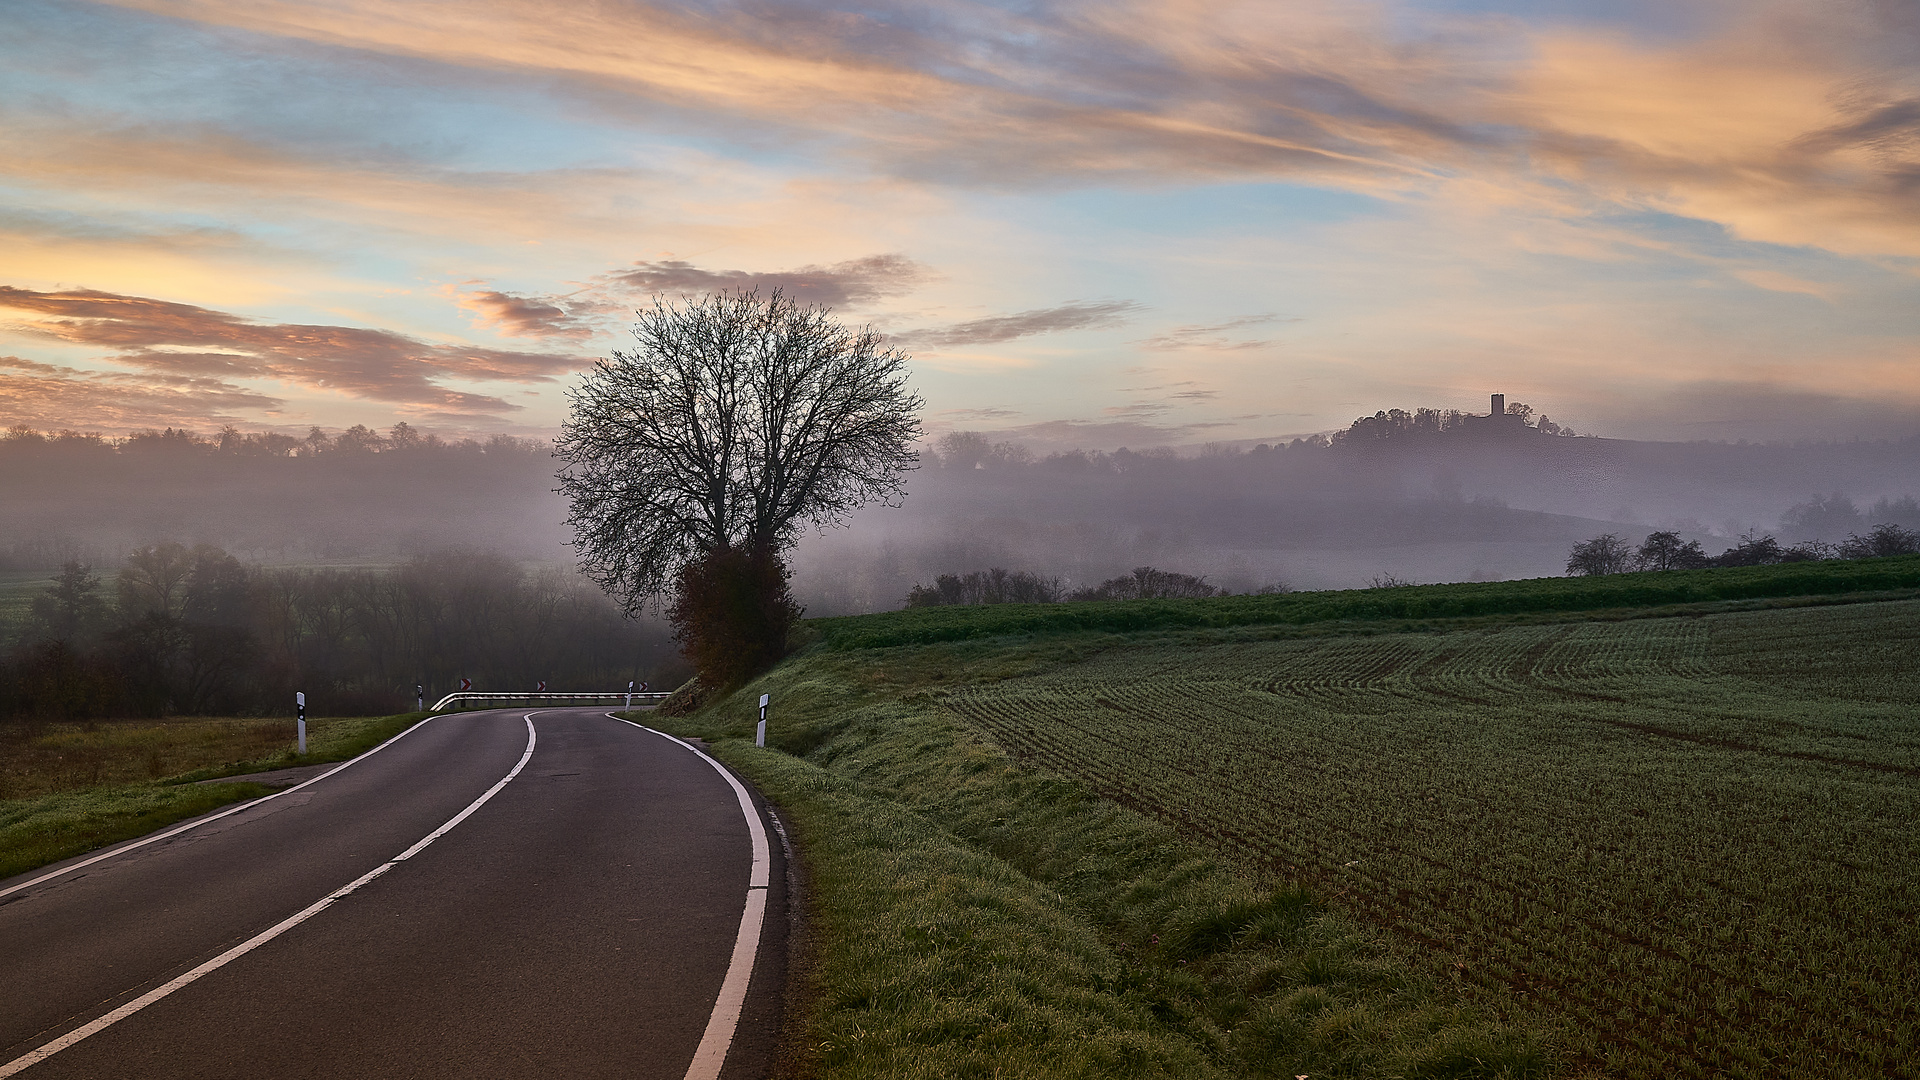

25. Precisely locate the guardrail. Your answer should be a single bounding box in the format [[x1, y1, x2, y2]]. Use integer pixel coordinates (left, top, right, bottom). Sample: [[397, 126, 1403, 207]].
[[429, 691, 674, 712]]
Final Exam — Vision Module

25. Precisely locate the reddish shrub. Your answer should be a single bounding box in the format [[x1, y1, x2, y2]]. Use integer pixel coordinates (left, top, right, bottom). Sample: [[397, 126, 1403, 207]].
[[668, 546, 801, 688]]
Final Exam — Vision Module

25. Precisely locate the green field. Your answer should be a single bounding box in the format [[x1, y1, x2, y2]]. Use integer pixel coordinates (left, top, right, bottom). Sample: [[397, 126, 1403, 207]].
[[665, 571, 1920, 1079], [0, 569, 55, 632], [940, 602, 1918, 1077], [812, 555, 1920, 649]]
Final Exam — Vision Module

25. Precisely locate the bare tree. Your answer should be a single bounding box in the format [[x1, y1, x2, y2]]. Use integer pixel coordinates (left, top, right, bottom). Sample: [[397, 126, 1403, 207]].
[[1566, 534, 1634, 576], [1634, 531, 1709, 571], [1839, 523, 1920, 558], [557, 290, 921, 683], [1069, 566, 1221, 601]]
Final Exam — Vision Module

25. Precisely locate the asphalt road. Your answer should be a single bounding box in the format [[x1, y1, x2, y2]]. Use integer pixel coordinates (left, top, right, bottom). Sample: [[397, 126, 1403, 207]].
[[0, 709, 789, 1080]]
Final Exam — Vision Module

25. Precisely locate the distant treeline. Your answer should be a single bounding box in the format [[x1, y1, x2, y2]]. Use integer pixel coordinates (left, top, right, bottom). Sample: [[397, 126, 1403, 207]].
[[817, 556, 1920, 651], [0, 422, 542, 461], [1, 543, 677, 721], [923, 403, 1575, 474], [905, 565, 1286, 607], [1567, 523, 1920, 576], [11, 417, 1920, 615], [0, 424, 569, 568]]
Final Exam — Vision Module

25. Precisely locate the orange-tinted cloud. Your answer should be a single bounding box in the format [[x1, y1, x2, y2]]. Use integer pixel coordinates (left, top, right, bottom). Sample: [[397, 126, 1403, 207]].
[[0, 286, 585, 418], [0, 354, 280, 431], [93, 0, 1916, 258], [454, 289, 598, 341]]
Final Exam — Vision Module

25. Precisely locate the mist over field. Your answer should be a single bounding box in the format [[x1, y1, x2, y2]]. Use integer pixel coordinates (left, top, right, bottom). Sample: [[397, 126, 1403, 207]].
[[794, 420, 1920, 613], [0, 428, 573, 572], [6, 405, 1920, 618]]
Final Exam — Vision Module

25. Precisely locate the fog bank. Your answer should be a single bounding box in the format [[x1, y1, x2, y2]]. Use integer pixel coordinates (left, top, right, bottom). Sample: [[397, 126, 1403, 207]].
[[5, 415, 1918, 618]]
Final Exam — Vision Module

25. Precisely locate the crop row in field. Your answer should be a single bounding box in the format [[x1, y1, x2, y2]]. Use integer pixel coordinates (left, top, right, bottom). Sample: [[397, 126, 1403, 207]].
[[812, 554, 1920, 650], [936, 600, 1920, 1078]]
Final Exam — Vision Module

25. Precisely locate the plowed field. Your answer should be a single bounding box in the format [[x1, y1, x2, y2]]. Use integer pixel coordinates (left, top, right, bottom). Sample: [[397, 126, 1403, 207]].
[[940, 600, 1920, 1078]]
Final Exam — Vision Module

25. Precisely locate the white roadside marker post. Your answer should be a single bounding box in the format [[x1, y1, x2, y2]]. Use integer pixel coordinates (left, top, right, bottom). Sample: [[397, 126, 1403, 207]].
[[625, 680, 634, 711], [756, 693, 769, 748], [416, 683, 424, 713], [295, 691, 307, 755]]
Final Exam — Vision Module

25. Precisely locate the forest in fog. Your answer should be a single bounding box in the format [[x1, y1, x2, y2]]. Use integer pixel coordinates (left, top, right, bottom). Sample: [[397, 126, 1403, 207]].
[[0, 425, 571, 569], [794, 413, 1920, 613], [2, 543, 677, 721], [4, 406, 1919, 632]]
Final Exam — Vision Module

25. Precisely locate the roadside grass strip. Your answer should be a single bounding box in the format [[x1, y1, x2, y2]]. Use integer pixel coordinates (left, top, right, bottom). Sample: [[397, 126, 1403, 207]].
[[654, 649, 1552, 1080], [0, 712, 426, 882], [0, 783, 277, 883]]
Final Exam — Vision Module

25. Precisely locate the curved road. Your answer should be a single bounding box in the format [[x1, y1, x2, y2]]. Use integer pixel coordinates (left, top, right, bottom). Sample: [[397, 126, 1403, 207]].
[[0, 709, 790, 1079]]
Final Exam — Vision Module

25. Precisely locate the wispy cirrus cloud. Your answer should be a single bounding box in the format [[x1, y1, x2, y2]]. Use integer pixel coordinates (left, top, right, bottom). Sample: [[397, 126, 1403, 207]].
[[977, 416, 1236, 452], [87, 0, 1920, 257], [934, 406, 1023, 422], [892, 300, 1142, 349], [1137, 314, 1289, 351], [0, 286, 584, 418]]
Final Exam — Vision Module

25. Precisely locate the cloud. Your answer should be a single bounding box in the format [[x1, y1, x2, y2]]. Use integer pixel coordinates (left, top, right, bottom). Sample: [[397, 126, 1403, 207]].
[[98, 0, 1920, 259], [1730, 268, 1836, 300], [454, 288, 598, 341], [971, 417, 1237, 452], [603, 253, 926, 308], [1500, 24, 1920, 256], [1137, 314, 1288, 351], [454, 253, 927, 340], [0, 354, 281, 430], [1580, 378, 1920, 444], [934, 406, 1023, 421], [94, 0, 1450, 191], [893, 300, 1141, 349], [0, 286, 585, 418], [1103, 402, 1173, 418]]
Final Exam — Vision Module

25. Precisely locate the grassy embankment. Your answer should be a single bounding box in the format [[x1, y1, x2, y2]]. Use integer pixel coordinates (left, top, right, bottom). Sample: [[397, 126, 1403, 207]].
[[0, 712, 425, 882], [653, 555, 1920, 1080]]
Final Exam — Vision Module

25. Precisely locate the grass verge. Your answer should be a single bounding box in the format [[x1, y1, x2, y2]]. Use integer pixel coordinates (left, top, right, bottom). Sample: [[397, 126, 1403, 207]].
[[0, 782, 279, 882], [0, 711, 426, 883], [649, 641, 1554, 1079]]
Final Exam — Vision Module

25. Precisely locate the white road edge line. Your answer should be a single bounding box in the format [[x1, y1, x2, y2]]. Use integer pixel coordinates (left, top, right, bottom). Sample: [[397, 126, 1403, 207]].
[[607, 714, 771, 1080], [0, 715, 540, 1079], [0, 710, 458, 902]]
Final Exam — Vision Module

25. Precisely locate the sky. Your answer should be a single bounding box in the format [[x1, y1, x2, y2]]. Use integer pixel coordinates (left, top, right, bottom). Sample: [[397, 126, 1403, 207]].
[[2, 0, 1918, 447]]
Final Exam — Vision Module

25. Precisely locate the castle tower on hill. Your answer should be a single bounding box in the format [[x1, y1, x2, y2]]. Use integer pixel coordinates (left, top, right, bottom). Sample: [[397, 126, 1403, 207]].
[[1466, 392, 1526, 432]]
